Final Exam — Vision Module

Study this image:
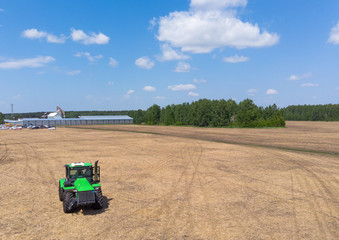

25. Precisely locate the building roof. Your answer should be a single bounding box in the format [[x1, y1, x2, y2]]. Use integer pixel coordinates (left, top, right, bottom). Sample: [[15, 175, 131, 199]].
[[78, 115, 133, 120], [4, 119, 23, 123], [14, 115, 133, 121]]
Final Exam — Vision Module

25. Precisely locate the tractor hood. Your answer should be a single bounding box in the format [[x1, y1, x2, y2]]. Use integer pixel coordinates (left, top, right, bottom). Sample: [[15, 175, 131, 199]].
[[73, 178, 94, 191]]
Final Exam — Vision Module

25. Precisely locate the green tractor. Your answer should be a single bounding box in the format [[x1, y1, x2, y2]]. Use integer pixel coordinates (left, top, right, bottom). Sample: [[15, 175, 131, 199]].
[[58, 161, 104, 213]]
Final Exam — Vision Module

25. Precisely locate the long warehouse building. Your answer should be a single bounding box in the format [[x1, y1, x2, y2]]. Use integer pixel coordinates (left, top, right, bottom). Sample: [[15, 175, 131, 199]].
[[5, 115, 133, 127]]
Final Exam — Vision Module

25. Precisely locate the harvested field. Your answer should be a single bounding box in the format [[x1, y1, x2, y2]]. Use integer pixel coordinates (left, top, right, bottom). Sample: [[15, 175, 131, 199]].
[[71, 121, 339, 155], [1, 121, 339, 239]]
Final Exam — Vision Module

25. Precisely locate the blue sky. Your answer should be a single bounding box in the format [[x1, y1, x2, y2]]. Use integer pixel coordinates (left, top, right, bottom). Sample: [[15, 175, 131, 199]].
[[0, 0, 338, 113]]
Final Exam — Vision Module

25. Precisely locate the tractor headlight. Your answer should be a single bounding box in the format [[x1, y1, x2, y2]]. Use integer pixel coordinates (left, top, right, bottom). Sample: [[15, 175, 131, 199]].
[[72, 189, 77, 192], [94, 187, 100, 190]]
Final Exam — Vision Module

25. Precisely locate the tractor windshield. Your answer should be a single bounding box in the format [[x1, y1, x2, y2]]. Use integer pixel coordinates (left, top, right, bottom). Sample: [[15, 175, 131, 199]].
[[69, 167, 92, 180]]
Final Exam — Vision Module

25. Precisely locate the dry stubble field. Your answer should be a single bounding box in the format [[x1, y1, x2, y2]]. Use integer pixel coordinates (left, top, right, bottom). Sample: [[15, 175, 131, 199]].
[[1, 121, 339, 239]]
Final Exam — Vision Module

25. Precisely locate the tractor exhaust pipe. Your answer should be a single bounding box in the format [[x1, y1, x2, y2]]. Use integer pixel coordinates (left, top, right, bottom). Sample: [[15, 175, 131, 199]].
[[94, 160, 99, 182], [65, 164, 69, 180]]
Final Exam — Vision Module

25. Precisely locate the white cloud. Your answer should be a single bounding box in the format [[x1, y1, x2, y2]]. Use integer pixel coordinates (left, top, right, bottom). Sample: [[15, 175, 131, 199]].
[[109, 57, 118, 67], [0, 56, 55, 69], [190, 0, 247, 10], [124, 89, 135, 98], [266, 89, 278, 95], [328, 21, 339, 44], [71, 28, 109, 45], [301, 83, 319, 87], [46, 34, 66, 43], [223, 55, 249, 63], [22, 29, 46, 39], [168, 84, 196, 91], [67, 70, 81, 76], [153, 96, 165, 100], [156, 2, 279, 54], [193, 78, 206, 83], [22, 28, 66, 43], [107, 81, 114, 85], [188, 91, 199, 97], [174, 61, 191, 72], [135, 56, 155, 69], [143, 86, 156, 92], [157, 44, 190, 61], [74, 52, 103, 62], [149, 17, 157, 30], [287, 72, 312, 81]]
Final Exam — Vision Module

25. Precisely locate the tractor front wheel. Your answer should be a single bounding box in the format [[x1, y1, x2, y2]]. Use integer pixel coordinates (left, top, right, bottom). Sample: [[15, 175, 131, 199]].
[[92, 189, 104, 210], [58, 182, 63, 201], [63, 192, 76, 213]]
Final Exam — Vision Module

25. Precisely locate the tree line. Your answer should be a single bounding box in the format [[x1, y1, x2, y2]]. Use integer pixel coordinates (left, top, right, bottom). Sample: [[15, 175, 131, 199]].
[[0, 112, 4, 124], [282, 104, 339, 121], [129, 99, 286, 128], [3, 101, 338, 127]]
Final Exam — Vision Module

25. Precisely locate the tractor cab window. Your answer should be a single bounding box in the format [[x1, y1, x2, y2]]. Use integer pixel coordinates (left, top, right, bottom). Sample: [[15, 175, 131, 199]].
[[69, 167, 92, 179]]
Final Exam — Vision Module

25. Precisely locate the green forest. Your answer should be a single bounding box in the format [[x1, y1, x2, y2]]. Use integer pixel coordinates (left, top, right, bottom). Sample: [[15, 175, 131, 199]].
[[282, 104, 339, 121], [128, 99, 285, 127], [2, 101, 338, 126]]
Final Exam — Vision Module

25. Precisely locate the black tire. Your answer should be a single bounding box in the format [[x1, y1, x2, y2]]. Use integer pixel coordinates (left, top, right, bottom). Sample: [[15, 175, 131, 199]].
[[63, 192, 76, 213], [92, 189, 104, 210], [58, 182, 63, 201]]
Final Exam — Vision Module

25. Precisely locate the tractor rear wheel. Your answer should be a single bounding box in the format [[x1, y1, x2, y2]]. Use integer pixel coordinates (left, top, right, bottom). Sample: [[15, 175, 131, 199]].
[[92, 189, 104, 210], [58, 182, 63, 201], [63, 192, 76, 213]]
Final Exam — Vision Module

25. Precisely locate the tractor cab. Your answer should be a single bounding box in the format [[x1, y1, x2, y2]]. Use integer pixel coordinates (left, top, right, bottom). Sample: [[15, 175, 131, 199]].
[[65, 161, 100, 183]]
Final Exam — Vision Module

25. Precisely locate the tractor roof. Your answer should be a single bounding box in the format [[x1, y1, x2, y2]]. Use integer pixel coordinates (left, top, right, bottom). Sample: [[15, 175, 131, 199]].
[[67, 162, 92, 167]]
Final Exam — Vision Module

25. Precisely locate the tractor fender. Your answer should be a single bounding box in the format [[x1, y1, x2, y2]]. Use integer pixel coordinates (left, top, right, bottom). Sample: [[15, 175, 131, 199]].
[[63, 180, 74, 187]]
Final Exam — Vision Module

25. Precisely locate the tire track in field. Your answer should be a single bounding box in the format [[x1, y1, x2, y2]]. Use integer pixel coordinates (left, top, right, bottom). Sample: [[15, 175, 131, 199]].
[[112, 151, 177, 206], [201, 149, 318, 238], [189, 143, 226, 239], [0, 139, 61, 227], [157, 143, 203, 239], [266, 150, 339, 239], [290, 174, 300, 240], [96, 145, 189, 237], [205, 172, 269, 239], [267, 150, 339, 239], [24, 142, 57, 186], [98, 143, 204, 239], [290, 157, 339, 239], [264, 151, 331, 239], [98, 160, 188, 238], [140, 142, 220, 239]]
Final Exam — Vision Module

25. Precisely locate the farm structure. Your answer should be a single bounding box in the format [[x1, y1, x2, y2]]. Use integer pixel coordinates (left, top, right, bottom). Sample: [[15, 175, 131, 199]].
[[5, 115, 133, 126]]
